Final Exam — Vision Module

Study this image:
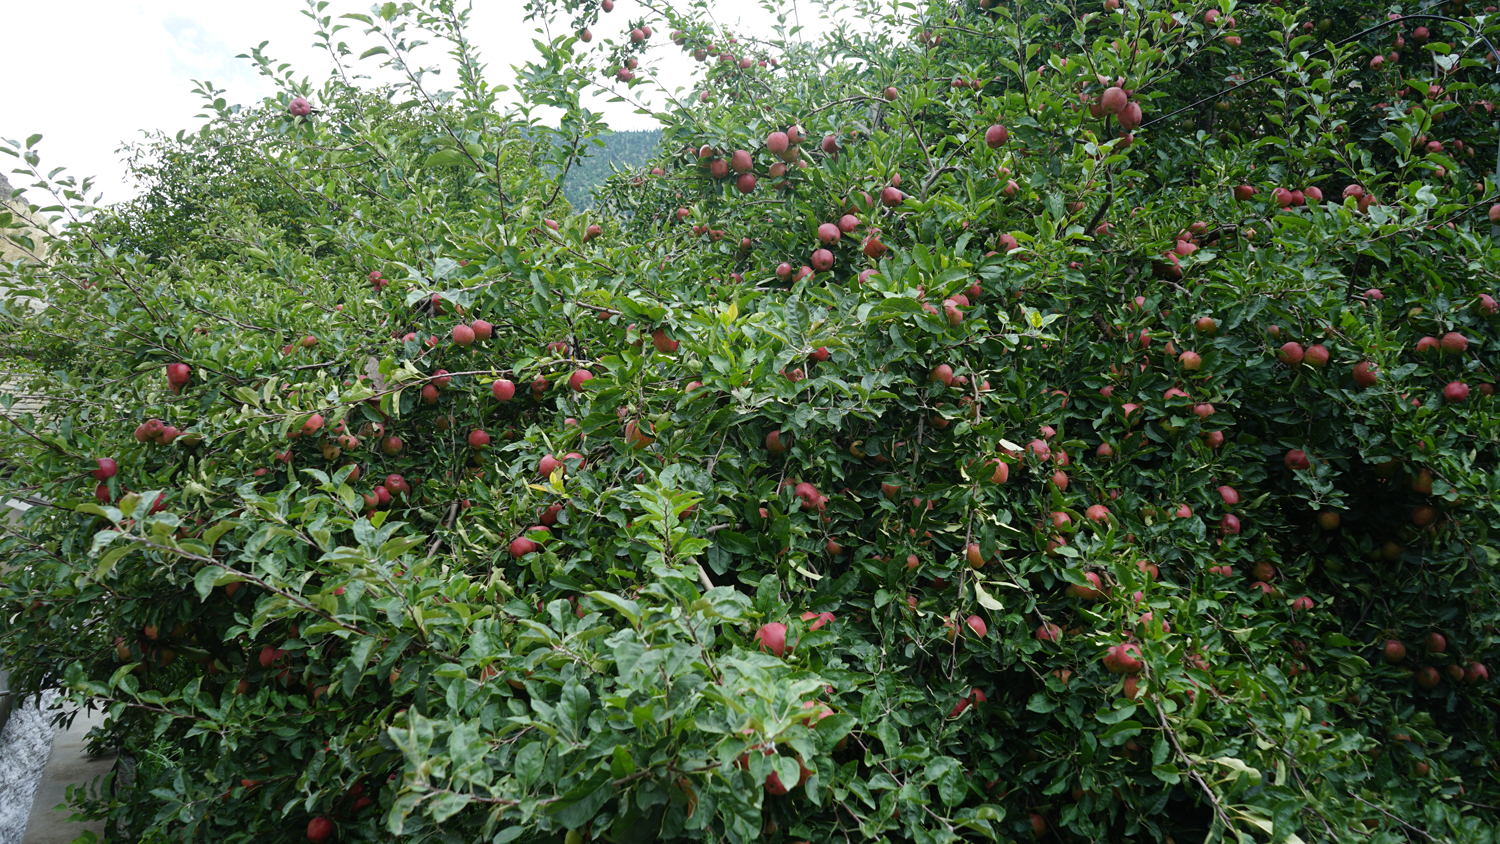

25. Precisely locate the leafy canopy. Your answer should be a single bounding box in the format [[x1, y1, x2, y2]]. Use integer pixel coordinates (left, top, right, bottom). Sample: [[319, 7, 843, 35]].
[[4, 0, 1500, 842]]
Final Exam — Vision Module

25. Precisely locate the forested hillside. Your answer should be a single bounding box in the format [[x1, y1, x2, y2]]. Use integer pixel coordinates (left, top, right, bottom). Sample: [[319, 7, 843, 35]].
[[560, 129, 660, 209]]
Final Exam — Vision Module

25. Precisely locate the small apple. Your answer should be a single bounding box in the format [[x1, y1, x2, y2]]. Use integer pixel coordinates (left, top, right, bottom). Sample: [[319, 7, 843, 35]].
[[766, 429, 788, 454], [166, 362, 191, 393], [964, 615, 988, 639], [1066, 572, 1104, 601], [1099, 86, 1127, 115], [755, 622, 789, 656], [1382, 639, 1407, 663], [307, 817, 335, 843], [800, 611, 835, 631], [652, 329, 680, 353]]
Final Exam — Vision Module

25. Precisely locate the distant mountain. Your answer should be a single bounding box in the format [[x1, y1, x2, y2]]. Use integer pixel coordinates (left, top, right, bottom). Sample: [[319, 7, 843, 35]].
[[560, 129, 661, 209]]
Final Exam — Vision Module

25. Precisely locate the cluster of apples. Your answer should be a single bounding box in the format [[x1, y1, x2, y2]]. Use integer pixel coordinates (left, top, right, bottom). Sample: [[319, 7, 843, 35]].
[[1412, 331, 1480, 403], [1380, 634, 1490, 688], [668, 25, 778, 72]]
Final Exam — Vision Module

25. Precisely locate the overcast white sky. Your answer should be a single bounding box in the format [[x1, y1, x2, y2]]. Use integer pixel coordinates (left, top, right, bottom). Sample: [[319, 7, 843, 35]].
[[3, 0, 839, 207]]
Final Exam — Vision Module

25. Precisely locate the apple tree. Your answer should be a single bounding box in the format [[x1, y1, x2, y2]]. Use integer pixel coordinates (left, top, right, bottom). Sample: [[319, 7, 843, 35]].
[[4, 0, 1500, 841]]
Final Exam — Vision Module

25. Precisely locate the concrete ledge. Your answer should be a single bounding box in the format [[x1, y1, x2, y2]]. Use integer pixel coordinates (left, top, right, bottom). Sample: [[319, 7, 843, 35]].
[[21, 706, 110, 844]]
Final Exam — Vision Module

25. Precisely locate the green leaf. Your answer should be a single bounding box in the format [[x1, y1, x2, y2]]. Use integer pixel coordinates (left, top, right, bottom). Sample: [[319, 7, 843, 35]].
[[193, 566, 220, 601], [427, 791, 470, 823], [973, 580, 1005, 611], [925, 756, 964, 806], [425, 149, 471, 168], [585, 590, 640, 625], [611, 745, 635, 779]]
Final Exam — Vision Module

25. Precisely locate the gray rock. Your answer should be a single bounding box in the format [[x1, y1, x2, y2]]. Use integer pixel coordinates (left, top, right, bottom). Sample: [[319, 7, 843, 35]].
[[0, 691, 58, 844]]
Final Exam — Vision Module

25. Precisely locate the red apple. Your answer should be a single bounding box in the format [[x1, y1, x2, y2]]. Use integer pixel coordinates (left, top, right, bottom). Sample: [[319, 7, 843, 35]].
[[1099, 86, 1127, 115], [800, 611, 835, 631], [765, 430, 788, 455], [1441, 332, 1469, 354], [452, 324, 475, 347], [755, 622, 788, 656], [965, 543, 986, 568], [1066, 572, 1104, 601], [651, 329, 680, 353], [1382, 639, 1407, 663], [166, 363, 191, 393]]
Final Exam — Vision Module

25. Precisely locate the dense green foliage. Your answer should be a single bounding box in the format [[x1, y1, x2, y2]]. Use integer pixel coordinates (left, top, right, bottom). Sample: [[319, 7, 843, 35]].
[[5, 0, 1500, 842]]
